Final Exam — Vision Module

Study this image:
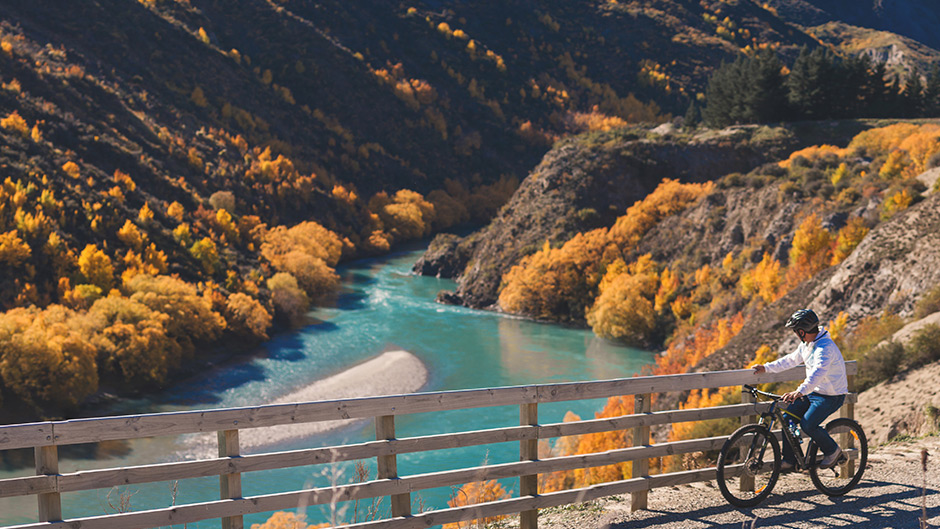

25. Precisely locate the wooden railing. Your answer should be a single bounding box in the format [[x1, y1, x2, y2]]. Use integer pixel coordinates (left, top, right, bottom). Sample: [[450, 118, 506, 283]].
[[0, 362, 857, 529]]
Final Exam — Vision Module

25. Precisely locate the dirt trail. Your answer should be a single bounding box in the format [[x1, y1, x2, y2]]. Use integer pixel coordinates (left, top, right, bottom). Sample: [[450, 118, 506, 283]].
[[524, 436, 940, 529]]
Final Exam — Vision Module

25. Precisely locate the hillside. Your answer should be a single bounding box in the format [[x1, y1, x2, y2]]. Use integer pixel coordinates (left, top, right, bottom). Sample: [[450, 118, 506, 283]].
[[419, 125, 808, 309], [808, 21, 940, 78], [0, 0, 862, 417], [768, 0, 940, 50]]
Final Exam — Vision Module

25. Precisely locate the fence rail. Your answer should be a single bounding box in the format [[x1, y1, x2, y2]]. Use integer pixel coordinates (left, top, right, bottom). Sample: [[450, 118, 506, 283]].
[[0, 362, 857, 529]]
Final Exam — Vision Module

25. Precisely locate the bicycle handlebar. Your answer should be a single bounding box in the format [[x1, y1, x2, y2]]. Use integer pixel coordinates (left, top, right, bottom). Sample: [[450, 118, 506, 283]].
[[742, 384, 783, 401]]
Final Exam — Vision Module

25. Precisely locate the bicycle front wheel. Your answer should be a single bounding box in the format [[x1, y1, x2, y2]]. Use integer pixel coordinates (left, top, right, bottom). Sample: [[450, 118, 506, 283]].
[[716, 424, 781, 508], [808, 418, 868, 496]]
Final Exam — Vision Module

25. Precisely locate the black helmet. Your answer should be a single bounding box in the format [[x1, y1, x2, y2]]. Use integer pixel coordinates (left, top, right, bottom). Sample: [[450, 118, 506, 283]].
[[785, 309, 819, 333]]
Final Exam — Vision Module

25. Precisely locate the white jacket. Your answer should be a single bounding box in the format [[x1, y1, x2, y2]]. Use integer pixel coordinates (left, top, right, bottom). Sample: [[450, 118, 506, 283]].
[[763, 329, 848, 396]]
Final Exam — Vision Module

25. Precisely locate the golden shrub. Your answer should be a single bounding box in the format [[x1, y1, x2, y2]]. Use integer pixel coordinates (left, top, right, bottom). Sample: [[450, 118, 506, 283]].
[[266, 272, 309, 323], [124, 274, 225, 355], [224, 292, 272, 340], [0, 305, 98, 409]]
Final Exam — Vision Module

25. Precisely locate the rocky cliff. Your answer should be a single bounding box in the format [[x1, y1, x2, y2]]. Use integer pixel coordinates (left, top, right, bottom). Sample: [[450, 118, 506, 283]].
[[417, 126, 806, 308], [697, 190, 940, 372]]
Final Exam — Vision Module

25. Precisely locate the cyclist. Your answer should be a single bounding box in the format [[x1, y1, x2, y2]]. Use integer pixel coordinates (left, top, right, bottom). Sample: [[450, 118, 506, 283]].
[[752, 309, 848, 471]]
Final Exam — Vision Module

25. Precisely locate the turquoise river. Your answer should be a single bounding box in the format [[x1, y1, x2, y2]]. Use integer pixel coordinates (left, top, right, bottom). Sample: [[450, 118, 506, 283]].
[[0, 245, 654, 527]]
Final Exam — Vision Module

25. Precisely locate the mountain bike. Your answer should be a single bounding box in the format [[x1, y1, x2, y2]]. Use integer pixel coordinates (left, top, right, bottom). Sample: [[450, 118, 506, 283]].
[[715, 384, 868, 508]]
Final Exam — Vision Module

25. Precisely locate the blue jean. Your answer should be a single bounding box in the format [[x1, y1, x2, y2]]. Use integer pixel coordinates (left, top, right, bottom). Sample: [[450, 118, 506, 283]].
[[783, 392, 845, 464]]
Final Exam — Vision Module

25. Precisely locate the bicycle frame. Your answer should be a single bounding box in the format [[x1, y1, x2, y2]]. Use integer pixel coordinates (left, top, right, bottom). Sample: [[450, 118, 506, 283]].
[[757, 398, 811, 469], [746, 385, 814, 470]]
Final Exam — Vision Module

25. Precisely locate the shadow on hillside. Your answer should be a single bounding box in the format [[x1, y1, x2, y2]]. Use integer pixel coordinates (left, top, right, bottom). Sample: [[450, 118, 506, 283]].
[[604, 479, 938, 529]]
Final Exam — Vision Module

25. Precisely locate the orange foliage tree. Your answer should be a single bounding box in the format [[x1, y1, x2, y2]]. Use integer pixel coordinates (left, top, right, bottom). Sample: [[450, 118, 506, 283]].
[[831, 217, 869, 265], [500, 179, 711, 324], [784, 214, 832, 289], [442, 480, 512, 529], [739, 253, 781, 304]]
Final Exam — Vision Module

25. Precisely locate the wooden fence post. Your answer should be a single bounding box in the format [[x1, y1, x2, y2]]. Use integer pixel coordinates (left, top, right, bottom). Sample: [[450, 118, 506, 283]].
[[519, 402, 539, 529], [739, 389, 756, 492], [840, 374, 856, 477], [219, 429, 243, 529], [35, 445, 61, 522], [376, 415, 411, 518], [631, 393, 651, 511]]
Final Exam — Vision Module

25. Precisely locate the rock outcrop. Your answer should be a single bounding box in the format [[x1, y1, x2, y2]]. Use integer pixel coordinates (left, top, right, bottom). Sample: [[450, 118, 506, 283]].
[[419, 126, 804, 309], [697, 191, 940, 372]]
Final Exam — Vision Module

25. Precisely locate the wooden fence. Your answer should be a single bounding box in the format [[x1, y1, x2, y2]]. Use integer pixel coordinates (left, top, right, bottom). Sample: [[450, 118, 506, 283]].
[[0, 362, 857, 529]]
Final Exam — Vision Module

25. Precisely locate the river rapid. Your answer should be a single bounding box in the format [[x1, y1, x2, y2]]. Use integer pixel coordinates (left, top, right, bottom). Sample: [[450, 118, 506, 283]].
[[0, 245, 654, 527]]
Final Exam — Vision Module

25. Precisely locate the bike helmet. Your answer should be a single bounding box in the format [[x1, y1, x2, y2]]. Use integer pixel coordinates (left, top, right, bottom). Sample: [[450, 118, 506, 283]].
[[785, 309, 819, 333]]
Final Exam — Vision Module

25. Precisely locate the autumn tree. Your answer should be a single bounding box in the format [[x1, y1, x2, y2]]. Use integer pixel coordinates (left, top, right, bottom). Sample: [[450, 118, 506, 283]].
[[831, 217, 869, 265], [586, 257, 659, 344], [78, 244, 114, 291], [87, 295, 181, 387], [739, 253, 781, 303], [124, 274, 225, 356], [267, 272, 309, 324], [224, 292, 272, 341], [0, 305, 98, 409], [784, 214, 832, 289]]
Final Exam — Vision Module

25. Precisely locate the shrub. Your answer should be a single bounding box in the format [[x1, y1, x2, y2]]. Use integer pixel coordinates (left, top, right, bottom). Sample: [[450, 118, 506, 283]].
[[904, 324, 940, 370], [267, 272, 309, 324], [87, 295, 181, 387], [124, 274, 224, 355], [857, 341, 905, 391], [0, 305, 98, 409], [224, 292, 272, 341], [914, 284, 940, 319], [209, 191, 236, 212]]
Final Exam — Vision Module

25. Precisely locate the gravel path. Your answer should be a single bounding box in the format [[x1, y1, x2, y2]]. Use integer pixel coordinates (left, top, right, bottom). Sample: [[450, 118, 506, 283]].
[[527, 435, 940, 529]]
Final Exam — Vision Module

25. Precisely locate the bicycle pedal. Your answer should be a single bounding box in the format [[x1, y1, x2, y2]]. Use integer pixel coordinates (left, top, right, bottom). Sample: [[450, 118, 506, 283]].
[[837, 454, 848, 465]]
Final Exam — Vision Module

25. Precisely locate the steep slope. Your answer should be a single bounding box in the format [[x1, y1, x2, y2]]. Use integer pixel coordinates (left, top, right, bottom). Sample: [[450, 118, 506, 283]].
[[421, 126, 803, 309], [697, 190, 940, 372]]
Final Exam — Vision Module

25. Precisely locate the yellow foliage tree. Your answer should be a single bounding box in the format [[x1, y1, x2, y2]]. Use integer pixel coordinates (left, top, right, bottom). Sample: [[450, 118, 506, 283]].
[[586, 256, 659, 343], [124, 274, 225, 356], [0, 230, 31, 266], [739, 253, 781, 303], [881, 189, 913, 220], [224, 292, 272, 340], [784, 214, 832, 289], [831, 217, 869, 265], [1, 111, 29, 136], [190, 237, 220, 274], [79, 244, 114, 291], [117, 220, 145, 250], [266, 272, 309, 324], [87, 295, 181, 386], [0, 305, 98, 409]]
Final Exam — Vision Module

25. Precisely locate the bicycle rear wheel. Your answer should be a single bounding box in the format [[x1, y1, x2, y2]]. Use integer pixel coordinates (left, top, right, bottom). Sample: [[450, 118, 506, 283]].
[[808, 418, 867, 496], [716, 424, 781, 508]]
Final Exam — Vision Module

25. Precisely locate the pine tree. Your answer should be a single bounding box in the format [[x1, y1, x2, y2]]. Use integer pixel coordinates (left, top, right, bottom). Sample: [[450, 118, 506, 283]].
[[743, 49, 787, 123], [924, 66, 940, 117], [684, 99, 700, 129], [787, 47, 838, 119], [902, 69, 925, 118]]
